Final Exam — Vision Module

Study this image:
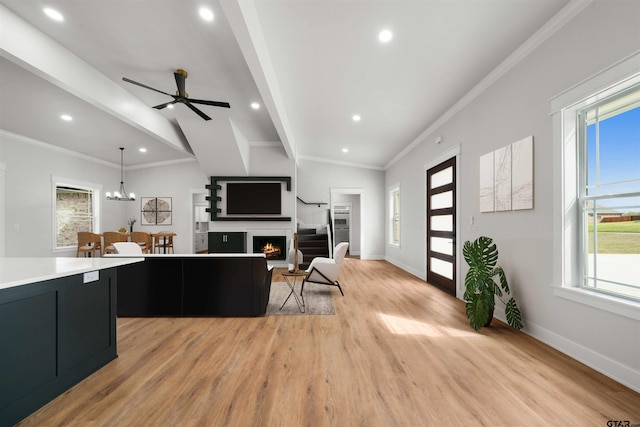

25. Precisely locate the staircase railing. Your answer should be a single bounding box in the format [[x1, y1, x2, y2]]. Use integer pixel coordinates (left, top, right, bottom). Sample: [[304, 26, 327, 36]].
[[296, 196, 327, 207]]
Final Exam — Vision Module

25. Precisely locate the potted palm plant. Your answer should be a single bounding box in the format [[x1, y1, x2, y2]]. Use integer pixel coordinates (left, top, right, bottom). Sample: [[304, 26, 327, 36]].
[[462, 236, 523, 330]]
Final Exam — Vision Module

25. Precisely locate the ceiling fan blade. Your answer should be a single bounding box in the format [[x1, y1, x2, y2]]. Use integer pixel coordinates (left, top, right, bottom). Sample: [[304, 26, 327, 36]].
[[152, 100, 179, 110], [174, 72, 186, 98], [185, 101, 212, 121], [122, 77, 172, 97], [188, 98, 231, 108]]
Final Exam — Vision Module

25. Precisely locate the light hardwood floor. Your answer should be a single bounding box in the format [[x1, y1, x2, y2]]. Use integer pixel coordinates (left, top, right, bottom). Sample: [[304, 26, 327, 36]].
[[18, 259, 640, 426]]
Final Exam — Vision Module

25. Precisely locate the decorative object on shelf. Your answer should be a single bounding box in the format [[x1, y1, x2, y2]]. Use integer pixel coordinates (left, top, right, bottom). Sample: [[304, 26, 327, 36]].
[[106, 147, 135, 201], [128, 217, 136, 233], [463, 236, 523, 330], [141, 197, 172, 225], [479, 136, 533, 212]]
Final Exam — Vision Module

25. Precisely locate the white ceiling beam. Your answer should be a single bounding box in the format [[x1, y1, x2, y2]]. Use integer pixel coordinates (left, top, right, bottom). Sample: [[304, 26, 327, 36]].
[[220, 0, 296, 161], [179, 115, 250, 177]]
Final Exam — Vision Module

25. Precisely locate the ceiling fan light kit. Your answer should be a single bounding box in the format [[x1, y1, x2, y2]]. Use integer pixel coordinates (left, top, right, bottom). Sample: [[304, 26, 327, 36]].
[[106, 147, 135, 201], [122, 69, 230, 121]]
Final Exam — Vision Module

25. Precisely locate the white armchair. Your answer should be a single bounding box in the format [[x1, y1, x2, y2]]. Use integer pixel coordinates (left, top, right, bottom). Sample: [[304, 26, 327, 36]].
[[302, 242, 349, 296]]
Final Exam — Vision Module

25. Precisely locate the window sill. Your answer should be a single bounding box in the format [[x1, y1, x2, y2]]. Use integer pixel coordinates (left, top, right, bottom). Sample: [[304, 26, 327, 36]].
[[554, 285, 640, 321], [389, 242, 400, 249]]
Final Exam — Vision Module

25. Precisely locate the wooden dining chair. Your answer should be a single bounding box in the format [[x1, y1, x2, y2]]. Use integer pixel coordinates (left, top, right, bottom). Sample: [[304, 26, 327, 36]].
[[76, 232, 102, 257], [103, 231, 129, 255], [130, 231, 152, 253], [154, 232, 175, 254]]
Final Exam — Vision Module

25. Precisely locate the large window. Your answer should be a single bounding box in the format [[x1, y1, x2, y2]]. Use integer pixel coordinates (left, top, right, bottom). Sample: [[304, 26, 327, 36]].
[[578, 84, 640, 300], [53, 178, 100, 249], [389, 183, 400, 246]]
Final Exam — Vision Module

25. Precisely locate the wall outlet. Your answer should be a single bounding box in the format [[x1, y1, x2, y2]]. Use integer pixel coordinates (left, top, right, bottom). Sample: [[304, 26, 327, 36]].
[[83, 270, 99, 283]]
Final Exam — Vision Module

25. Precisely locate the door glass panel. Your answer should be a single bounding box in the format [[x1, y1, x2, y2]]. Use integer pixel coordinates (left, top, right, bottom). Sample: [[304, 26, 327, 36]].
[[430, 191, 452, 210], [430, 237, 453, 255], [431, 166, 453, 189], [431, 215, 453, 232], [430, 257, 453, 279]]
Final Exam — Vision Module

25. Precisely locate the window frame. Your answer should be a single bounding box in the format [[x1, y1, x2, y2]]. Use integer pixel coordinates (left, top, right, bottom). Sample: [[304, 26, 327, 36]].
[[51, 176, 102, 252], [577, 85, 640, 300], [550, 51, 640, 320]]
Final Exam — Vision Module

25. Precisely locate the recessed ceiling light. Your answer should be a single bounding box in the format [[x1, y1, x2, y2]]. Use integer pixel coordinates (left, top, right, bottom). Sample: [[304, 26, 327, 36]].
[[342, 148, 349, 153], [199, 7, 214, 22], [167, 104, 174, 109], [251, 102, 260, 110], [378, 29, 393, 43], [44, 7, 64, 22], [60, 114, 73, 121], [139, 148, 147, 153], [352, 114, 361, 122]]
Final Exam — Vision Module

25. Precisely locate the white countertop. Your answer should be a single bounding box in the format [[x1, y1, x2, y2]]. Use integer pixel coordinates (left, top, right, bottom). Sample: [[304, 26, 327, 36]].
[[0, 257, 144, 290], [106, 253, 266, 258]]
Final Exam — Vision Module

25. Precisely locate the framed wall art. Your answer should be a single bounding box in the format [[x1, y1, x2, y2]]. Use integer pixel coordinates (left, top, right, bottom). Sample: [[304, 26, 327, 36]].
[[479, 136, 533, 213], [141, 197, 172, 225]]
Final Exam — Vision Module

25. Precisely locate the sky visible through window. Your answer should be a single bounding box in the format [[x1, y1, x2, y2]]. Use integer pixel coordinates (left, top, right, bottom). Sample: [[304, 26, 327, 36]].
[[587, 106, 640, 209]]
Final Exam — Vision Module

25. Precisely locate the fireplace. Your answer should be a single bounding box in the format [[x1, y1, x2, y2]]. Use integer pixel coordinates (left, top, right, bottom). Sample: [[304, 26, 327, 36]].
[[253, 235, 287, 260]]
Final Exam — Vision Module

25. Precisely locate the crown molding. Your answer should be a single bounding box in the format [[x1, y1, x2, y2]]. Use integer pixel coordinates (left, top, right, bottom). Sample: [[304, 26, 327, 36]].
[[298, 154, 384, 171], [0, 129, 196, 170]]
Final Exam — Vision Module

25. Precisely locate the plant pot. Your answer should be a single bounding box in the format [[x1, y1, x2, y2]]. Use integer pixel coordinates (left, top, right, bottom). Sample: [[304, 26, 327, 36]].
[[484, 308, 494, 327], [129, 226, 133, 233]]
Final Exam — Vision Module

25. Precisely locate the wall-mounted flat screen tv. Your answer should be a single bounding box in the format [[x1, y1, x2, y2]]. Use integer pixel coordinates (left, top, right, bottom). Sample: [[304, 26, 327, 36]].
[[226, 182, 281, 215]]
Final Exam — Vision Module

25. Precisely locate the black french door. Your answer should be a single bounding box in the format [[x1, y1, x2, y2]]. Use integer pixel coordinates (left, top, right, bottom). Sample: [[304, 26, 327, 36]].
[[426, 157, 456, 295]]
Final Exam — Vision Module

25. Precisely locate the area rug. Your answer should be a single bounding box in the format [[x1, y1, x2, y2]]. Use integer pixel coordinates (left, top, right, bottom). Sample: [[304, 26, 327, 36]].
[[266, 282, 335, 315]]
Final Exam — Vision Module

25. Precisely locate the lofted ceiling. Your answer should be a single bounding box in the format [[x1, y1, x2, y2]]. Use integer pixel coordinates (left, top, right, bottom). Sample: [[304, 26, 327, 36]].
[[0, 0, 571, 170]]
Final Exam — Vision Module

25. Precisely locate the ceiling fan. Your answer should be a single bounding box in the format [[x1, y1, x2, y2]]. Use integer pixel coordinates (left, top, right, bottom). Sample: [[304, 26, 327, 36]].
[[122, 69, 230, 121]]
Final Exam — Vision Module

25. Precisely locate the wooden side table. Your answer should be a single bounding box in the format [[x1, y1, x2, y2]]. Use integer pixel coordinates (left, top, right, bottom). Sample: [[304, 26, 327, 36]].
[[280, 271, 308, 313]]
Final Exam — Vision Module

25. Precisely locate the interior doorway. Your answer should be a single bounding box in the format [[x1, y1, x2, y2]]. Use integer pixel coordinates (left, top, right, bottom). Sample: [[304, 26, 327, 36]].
[[330, 189, 362, 257], [426, 157, 457, 295], [191, 190, 209, 254]]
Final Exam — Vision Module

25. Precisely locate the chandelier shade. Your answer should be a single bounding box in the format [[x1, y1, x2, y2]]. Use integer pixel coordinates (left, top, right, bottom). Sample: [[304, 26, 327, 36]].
[[106, 147, 135, 201]]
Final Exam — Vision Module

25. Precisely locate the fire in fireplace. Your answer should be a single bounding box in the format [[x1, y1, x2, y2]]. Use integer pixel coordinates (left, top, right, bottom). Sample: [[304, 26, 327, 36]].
[[253, 236, 287, 260]]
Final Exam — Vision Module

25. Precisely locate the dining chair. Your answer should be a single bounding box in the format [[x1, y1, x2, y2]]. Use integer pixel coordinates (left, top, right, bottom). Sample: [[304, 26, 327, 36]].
[[76, 232, 102, 257], [103, 231, 129, 255], [130, 231, 152, 253], [113, 242, 144, 254], [154, 231, 175, 253]]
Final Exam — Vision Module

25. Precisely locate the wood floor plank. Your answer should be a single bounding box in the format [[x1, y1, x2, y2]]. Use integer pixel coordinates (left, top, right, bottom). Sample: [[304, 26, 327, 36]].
[[16, 259, 640, 426]]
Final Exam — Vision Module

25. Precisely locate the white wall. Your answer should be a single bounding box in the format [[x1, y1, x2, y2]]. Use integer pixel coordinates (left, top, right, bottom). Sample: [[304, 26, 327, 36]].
[[0, 135, 296, 256], [297, 159, 384, 259], [385, 0, 640, 391], [1, 132, 123, 256]]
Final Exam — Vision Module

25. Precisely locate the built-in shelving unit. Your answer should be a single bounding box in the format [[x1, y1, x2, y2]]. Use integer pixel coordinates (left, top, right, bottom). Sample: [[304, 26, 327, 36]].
[[206, 176, 292, 222]]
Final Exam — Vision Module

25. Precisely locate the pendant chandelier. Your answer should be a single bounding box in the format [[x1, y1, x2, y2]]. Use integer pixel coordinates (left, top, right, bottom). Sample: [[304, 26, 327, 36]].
[[106, 147, 135, 201]]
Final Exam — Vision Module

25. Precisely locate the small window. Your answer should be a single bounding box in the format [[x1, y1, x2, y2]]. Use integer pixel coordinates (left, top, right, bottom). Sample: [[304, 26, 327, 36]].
[[53, 179, 100, 249], [389, 183, 400, 246]]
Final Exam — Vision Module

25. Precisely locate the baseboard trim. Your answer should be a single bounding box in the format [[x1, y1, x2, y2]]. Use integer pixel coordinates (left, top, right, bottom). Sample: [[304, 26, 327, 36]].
[[523, 321, 640, 393], [384, 256, 424, 280]]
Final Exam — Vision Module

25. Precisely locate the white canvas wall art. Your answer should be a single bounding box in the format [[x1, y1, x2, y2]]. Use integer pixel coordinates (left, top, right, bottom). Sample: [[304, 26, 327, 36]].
[[494, 144, 512, 211], [479, 152, 494, 212], [511, 136, 534, 210], [479, 136, 534, 213]]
